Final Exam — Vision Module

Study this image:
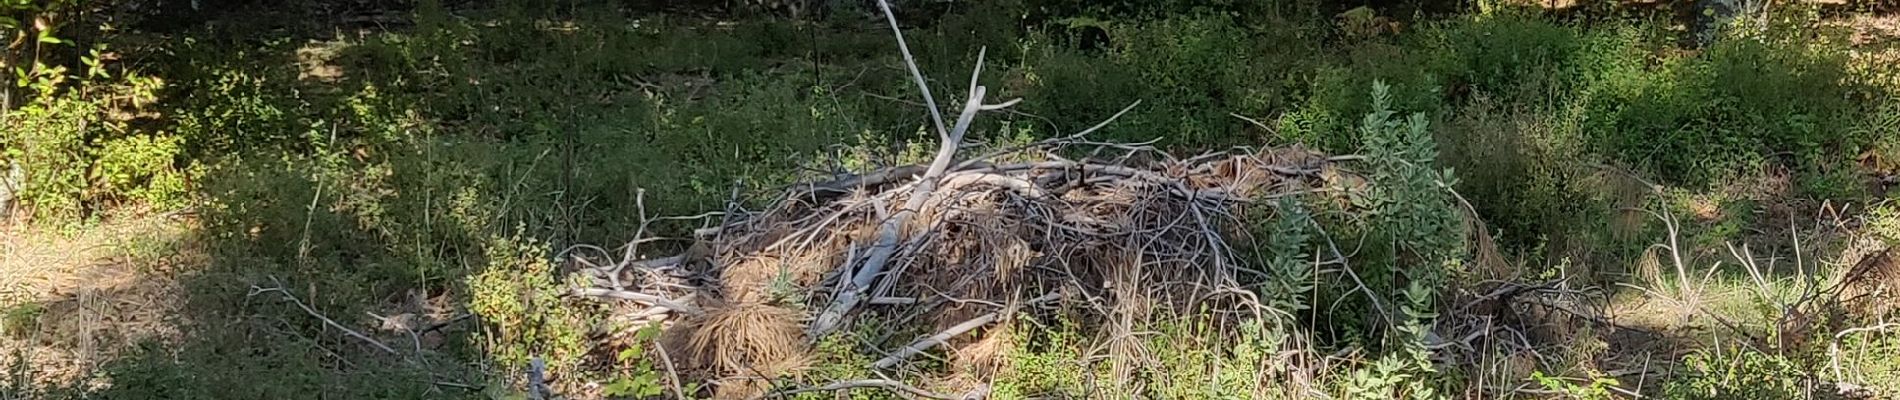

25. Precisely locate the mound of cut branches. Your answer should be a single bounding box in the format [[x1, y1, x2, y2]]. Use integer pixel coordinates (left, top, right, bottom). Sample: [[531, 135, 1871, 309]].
[[578, 144, 1355, 398], [563, 2, 1362, 398]]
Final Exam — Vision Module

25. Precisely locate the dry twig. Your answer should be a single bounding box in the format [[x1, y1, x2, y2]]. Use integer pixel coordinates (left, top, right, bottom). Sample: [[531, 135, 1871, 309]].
[[247, 276, 398, 355], [872, 292, 1061, 369]]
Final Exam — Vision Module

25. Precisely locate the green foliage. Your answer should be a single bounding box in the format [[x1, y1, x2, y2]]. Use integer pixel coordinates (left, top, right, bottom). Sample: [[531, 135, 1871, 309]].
[[169, 65, 312, 155], [1293, 46, 1439, 153], [795, 329, 893, 400], [1585, 29, 1863, 187], [0, 302, 41, 338], [601, 324, 668, 398], [7, 0, 1897, 398], [992, 315, 1091, 399], [1359, 82, 1464, 263], [1427, 14, 1588, 96], [4, 92, 91, 221], [1339, 351, 1439, 400], [1662, 349, 1809, 399], [1434, 97, 1610, 258], [467, 233, 599, 377], [1872, 201, 1900, 245], [1354, 83, 1465, 335], [89, 132, 189, 209], [1531, 371, 1620, 400], [1144, 319, 1288, 399], [1250, 197, 1317, 316], [2, 41, 181, 223], [1832, 332, 1900, 398]]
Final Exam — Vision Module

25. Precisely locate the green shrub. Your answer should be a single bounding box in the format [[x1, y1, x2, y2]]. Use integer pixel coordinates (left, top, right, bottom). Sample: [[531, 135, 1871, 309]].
[[2, 43, 181, 223], [1662, 349, 1809, 399], [1871, 201, 1900, 245], [163, 37, 324, 157], [4, 93, 93, 221], [1584, 30, 1862, 186], [1426, 14, 1586, 96], [992, 315, 1092, 399], [1145, 319, 1287, 399], [1358, 81, 1465, 285], [467, 233, 600, 377], [1531, 370, 1619, 400], [1248, 197, 1317, 316], [1295, 44, 1440, 153], [90, 132, 190, 210]]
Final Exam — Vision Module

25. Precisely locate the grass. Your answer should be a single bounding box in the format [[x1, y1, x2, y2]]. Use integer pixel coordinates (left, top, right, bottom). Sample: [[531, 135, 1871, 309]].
[[1, 0, 1898, 398]]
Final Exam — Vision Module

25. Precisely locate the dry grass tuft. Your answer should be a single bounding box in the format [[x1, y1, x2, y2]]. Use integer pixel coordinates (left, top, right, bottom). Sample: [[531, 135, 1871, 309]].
[[1837, 247, 1900, 319], [669, 301, 808, 398], [952, 323, 1013, 377]]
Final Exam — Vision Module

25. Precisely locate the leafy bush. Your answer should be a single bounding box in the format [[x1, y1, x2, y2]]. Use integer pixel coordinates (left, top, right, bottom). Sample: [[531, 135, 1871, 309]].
[[467, 233, 601, 378], [1584, 28, 1862, 186], [2, 42, 181, 223], [600, 325, 669, 398], [1663, 349, 1810, 399], [1355, 82, 1466, 317], [1531, 371, 1620, 400], [1145, 319, 1287, 399], [992, 315, 1091, 399], [1426, 14, 1589, 96], [4, 92, 93, 221], [1293, 44, 1440, 153], [1248, 197, 1317, 317]]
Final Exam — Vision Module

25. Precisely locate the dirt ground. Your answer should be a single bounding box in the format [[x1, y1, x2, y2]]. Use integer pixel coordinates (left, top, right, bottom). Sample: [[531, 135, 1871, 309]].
[[0, 216, 199, 392]]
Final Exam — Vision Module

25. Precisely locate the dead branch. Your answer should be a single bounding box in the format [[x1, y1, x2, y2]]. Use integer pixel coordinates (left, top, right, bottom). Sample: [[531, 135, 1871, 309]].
[[796, 164, 929, 202], [872, 292, 1061, 369], [809, 0, 1018, 337], [1830, 322, 1900, 384], [573, 288, 704, 317], [248, 276, 398, 355], [555, 3, 1358, 393], [655, 340, 688, 400]]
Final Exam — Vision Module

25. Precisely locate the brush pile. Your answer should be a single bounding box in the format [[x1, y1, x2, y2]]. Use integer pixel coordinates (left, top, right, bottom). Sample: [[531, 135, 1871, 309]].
[[575, 136, 1359, 398], [563, 2, 1366, 398]]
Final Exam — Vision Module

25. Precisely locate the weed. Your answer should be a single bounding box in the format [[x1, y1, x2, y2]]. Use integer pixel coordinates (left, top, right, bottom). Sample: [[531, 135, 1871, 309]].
[[2, 41, 175, 223], [600, 324, 668, 398], [0, 304, 40, 339], [991, 314, 1090, 399], [1664, 349, 1810, 399], [467, 233, 600, 380], [1531, 370, 1620, 400]]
